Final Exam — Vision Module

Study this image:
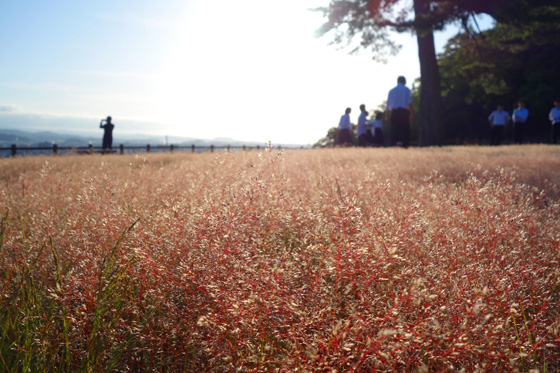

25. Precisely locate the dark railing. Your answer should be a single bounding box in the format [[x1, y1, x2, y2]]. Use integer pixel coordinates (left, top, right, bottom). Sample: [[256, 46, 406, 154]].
[[1, 143, 304, 157]]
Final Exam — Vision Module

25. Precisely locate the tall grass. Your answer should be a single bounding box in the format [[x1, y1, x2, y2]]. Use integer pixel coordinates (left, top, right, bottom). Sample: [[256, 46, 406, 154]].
[[0, 145, 559, 371]]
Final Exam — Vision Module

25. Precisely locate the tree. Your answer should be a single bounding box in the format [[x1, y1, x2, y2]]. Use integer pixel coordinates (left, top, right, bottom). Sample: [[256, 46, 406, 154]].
[[313, 122, 358, 147], [437, 2, 560, 143], [313, 126, 338, 147], [313, 0, 554, 146]]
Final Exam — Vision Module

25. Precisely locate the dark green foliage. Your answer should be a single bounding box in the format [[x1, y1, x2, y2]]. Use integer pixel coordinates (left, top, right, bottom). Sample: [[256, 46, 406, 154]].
[[313, 123, 359, 147], [314, 127, 339, 148], [438, 2, 560, 143]]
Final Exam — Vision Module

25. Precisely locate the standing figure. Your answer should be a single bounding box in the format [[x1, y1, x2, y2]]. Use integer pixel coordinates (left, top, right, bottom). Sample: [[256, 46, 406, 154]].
[[549, 100, 560, 144], [357, 104, 374, 147], [386, 76, 413, 148], [100, 116, 115, 153], [371, 111, 385, 147], [512, 100, 529, 144], [338, 107, 353, 146], [488, 105, 510, 146]]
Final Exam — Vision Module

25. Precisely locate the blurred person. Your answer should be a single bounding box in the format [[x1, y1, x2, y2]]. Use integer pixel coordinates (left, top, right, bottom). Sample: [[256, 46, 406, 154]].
[[386, 76, 413, 148], [488, 105, 510, 146], [512, 100, 529, 144], [371, 111, 385, 147], [357, 104, 374, 147], [338, 107, 353, 146], [549, 100, 560, 144], [100, 116, 115, 153]]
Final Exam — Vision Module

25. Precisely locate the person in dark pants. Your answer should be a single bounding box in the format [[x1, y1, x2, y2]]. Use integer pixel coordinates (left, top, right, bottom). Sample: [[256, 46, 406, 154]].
[[512, 100, 529, 144], [371, 111, 385, 147], [357, 104, 374, 147], [386, 76, 413, 148], [100, 116, 115, 153], [488, 105, 510, 146], [549, 100, 560, 144]]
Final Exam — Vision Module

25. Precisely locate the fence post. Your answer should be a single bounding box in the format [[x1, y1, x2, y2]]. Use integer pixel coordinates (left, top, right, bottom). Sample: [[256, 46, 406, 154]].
[[147, 144, 151, 153], [191, 144, 195, 153], [170, 144, 174, 153], [53, 144, 58, 155], [11, 144, 16, 157], [210, 145, 214, 153], [120, 144, 124, 155]]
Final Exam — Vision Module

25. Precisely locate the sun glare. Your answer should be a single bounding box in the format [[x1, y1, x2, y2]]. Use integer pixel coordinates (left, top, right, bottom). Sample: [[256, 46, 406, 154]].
[[157, 0, 333, 143]]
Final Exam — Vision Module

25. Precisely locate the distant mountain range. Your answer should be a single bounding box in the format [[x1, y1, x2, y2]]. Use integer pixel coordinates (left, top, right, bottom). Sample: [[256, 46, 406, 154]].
[[0, 128, 274, 149]]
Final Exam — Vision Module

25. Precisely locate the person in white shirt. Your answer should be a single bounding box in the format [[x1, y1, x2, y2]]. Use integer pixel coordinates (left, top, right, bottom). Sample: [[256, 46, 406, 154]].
[[357, 104, 374, 147], [338, 107, 353, 146], [386, 76, 413, 148], [488, 105, 510, 146], [512, 100, 529, 144], [549, 100, 560, 144]]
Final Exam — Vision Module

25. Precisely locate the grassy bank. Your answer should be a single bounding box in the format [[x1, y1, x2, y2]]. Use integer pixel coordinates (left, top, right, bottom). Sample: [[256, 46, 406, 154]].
[[0, 146, 559, 371]]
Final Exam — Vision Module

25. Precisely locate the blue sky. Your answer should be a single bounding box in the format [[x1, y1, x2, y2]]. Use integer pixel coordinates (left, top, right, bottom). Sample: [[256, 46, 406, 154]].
[[0, 1, 493, 145], [1, 1, 182, 119]]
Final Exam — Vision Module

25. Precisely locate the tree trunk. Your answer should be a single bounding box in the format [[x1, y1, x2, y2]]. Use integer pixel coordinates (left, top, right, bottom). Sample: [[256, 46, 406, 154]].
[[414, 0, 444, 146]]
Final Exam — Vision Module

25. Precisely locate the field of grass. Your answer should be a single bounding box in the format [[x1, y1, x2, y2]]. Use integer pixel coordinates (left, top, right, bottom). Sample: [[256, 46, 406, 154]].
[[0, 145, 559, 371]]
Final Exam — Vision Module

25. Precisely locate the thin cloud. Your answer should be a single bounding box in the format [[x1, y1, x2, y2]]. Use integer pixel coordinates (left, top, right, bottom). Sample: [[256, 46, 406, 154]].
[[0, 81, 76, 92], [70, 69, 159, 82], [93, 12, 181, 31], [0, 104, 21, 112], [0, 110, 166, 137]]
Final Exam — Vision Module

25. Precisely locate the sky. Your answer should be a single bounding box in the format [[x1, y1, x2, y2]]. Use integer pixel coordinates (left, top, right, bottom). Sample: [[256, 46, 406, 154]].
[[0, 0, 493, 145]]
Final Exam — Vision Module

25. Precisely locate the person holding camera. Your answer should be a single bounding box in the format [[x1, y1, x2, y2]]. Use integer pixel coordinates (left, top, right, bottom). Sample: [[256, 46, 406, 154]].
[[100, 116, 115, 153]]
